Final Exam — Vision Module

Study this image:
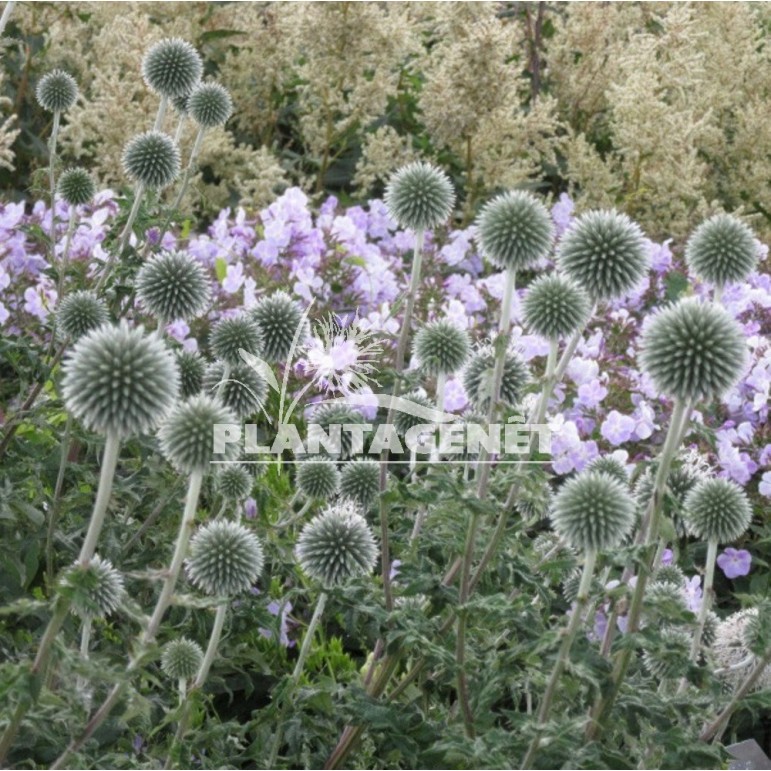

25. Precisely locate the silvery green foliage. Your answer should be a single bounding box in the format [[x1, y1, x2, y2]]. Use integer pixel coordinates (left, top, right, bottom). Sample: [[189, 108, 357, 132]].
[[296, 458, 341, 500], [62, 321, 179, 437], [202, 362, 267, 419], [250, 291, 308, 362], [175, 350, 205, 399], [136, 250, 211, 322], [57, 168, 95, 207], [393, 392, 434, 435], [185, 520, 264, 596], [463, 346, 529, 411], [36, 69, 78, 112], [339, 459, 380, 508], [522, 274, 590, 340], [702, 610, 720, 647], [586, 455, 629, 485], [639, 298, 746, 401], [295, 500, 378, 587], [188, 82, 233, 128], [161, 637, 204, 681], [122, 131, 181, 189], [642, 627, 692, 679], [475, 190, 554, 271], [550, 471, 636, 552], [55, 290, 108, 342], [685, 213, 759, 287], [210, 314, 262, 367], [560, 568, 583, 604], [384, 161, 455, 232], [215, 465, 252, 502], [683, 478, 752, 543], [557, 210, 649, 300], [309, 404, 365, 459], [142, 38, 203, 98], [711, 609, 771, 692], [157, 394, 240, 474], [61, 556, 124, 619], [413, 320, 471, 376]]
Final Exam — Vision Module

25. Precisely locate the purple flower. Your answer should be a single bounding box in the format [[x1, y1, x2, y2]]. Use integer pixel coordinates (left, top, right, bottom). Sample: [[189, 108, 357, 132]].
[[760, 471, 771, 498], [551, 193, 574, 238], [683, 575, 702, 613], [716, 548, 752, 579], [243, 497, 257, 520], [600, 410, 636, 446], [661, 548, 674, 566], [576, 378, 608, 409]]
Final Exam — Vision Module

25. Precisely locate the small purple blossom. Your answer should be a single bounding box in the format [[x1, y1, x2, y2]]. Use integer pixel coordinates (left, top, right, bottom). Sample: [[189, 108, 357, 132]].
[[716, 548, 752, 579], [600, 410, 637, 446]]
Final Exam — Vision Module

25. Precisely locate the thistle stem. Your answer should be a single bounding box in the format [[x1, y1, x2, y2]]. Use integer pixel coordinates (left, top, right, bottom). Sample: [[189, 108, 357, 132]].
[[154, 94, 168, 131], [56, 206, 77, 299], [170, 126, 204, 214], [46, 414, 73, 585], [76, 617, 93, 709], [48, 109, 61, 264], [0, 1, 15, 38]]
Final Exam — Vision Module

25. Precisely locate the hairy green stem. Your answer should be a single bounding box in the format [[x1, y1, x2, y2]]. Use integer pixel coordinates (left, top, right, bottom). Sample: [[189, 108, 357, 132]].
[[56, 206, 77, 300], [170, 126, 204, 214], [48, 109, 60, 263], [46, 414, 72, 584], [154, 94, 168, 131]]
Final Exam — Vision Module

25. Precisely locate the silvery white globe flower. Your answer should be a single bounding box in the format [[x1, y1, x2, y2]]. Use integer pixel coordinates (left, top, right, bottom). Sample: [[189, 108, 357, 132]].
[[711, 608, 771, 692], [463, 346, 529, 411], [393, 392, 434, 436], [122, 131, 181, 190], [136, 250, 211, 322], [586, 456, 629, 485], [413, 320, 471, 376], [161, 637, 204, 681], [215, 464, 252, 502], [384, 162, 455, 232], [683, 478, 752, 543], [57, 168, 96, 207], [62, 321, 179, 437], [176, 350, 205, 399], [210, 314, 262, 367], [61, 555, 124, 619], [187, 81, 233, 128], [642, 627, 692, 680], [296, 458, 341, 500], [142, 38, 203, 98], [249, 291, 308, 362], [202, 362, 267, 419], [56, 290, 108, 343], [308, 404, 366, 459], [522, 274, 590, 340], [339, 460, 380, 508], [36, 69, 78, 113]]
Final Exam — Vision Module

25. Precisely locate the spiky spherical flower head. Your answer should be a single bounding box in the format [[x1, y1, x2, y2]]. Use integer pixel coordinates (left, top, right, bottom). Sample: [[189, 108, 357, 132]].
[[393, 392, 434, 435], [250, 291, 308, 362], [642, 627, 692, 680], [639, 298, 746, 402], [683, 478, 752, 543], [654, 564, 686, 587], [557, 210, 648, 300], [176, 350, 205, 399], [702, 610, 720, 648], [523, 274, 590, 340], [685, 213, 759, 287], [61, 556, 124, 619], [142, 38, 203, 98], [645, 580, 687, 615], [202, 362, 267, 419], [712, 609, 771, 692], [463, 346, 530, 411], [475, 191, 554, 271], [161, 638, 203, 681], [210, 314, 262, 367], [36, 69, 78, 113], [413, 320, 470, 376], [309, 404, 365, 459], [188, 81, 233, 128], [136, 250, 211, 322], [295, 501, 378, 587], [587, 456, 628, 485], [55, 290, 108, 343], [296, 458, 340, 500], [122, 131, 180, 190], [384, 161, 454, 232], [62, 321, 178, 437], [186, 520, 264, 596], [551, 471, 636, 552], [157, 394, 240, 474], [216, 465, 252, 501], [57, 168, 95, 207], [340, 460, 380, 508]]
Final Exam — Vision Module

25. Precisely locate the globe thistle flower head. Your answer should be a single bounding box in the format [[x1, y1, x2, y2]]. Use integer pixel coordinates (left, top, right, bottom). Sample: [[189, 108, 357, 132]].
[[250, 291, 308, 362], [712, 609, 771, 692], [413, 320, 471, 376], [639, 298, 746, 402], [57, 168, 95, 207], [654, 564, 686, 587], [685, 213, 759, 288], [186, 520, 264, 596], [642, 627, 692, 680], [142, 38, 203, 98], [701, 610, 720, 648], [36, 69, 78, 113], [683, 478, 752, 543], [557, 210, 649, 300], [215, 465, 252, 502], [122, 131, 181, 189], [393, 392, 434, 436], [550, 471, 636, 552], [62, 321, 179, 437], [161, 638, 203, 681], [309, 404, 365, 459], [172, 93, 190, 115], [475, 190, 554, 271], [645, 580, 687, 616], [340, 459, 380, 508], [157, 394, 240, 474], [136, 250, 211, 322], [384, 161, 454, 232], [176, 350, 205, 399], [56, 290, 108, 343], [61, 556, 124, 619], [296, 457, 341, 500], [586, 456, 628, 485], [210, 314, 262, 367], [463, 346, 530, 412], [522, 274, 590, 340], [203, 362, 267, 419], [188, 82, 233, 128], [295, 500, 378, 587]]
